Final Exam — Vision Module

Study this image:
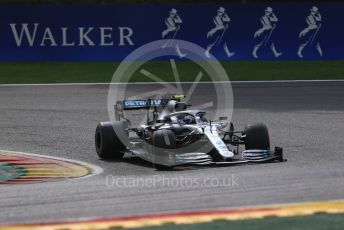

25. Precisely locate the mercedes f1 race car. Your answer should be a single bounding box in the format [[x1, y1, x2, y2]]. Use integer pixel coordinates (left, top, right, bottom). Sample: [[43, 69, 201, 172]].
[[95, 95, 285, 170]]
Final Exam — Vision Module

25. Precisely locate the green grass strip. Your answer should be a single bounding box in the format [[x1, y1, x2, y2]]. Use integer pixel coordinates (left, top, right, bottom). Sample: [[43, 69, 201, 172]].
[[0, 61, 343, 84], [124, 213, 344, 230]]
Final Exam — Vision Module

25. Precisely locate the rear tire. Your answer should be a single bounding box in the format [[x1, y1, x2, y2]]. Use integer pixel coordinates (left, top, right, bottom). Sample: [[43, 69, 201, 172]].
[[95, 121, 128, 160], [153, 129, 176, 149], [244, 123, 270, 150], [152, 129, 176, 170]]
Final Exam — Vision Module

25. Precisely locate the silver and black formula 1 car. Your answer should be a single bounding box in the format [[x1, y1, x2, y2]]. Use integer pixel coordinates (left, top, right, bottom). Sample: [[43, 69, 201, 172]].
[[95, 95, 285, 170]]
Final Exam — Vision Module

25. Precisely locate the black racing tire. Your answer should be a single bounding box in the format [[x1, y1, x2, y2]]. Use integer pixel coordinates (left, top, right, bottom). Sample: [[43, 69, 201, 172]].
[[153, 129, 176, 149], [95, 121, 128, 160], [152, 129, 176, 170], [244, 123, 270, 150]]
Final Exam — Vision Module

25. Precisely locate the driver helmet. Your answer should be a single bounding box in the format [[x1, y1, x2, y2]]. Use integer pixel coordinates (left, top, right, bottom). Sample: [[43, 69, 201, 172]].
[[182, 115, 195, 124], [196, 115, 207, 123]]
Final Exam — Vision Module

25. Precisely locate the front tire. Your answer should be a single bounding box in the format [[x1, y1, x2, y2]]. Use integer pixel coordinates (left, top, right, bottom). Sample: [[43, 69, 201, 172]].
[[95, 121, 128, 160], [244, 123, 270, 150]]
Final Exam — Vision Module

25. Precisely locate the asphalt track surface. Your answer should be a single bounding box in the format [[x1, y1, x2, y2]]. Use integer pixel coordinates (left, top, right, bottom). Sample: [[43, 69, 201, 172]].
[[0, 81, 344, 225]]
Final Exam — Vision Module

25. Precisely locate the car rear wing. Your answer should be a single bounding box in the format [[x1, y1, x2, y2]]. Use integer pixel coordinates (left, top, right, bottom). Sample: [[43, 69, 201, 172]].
[[116, 99, 171, 111], [114, 95, 186, 124]]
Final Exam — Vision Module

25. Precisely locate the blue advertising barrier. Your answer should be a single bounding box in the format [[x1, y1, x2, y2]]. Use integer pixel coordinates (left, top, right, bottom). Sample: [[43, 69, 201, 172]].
[[0, 3, 343, 61]]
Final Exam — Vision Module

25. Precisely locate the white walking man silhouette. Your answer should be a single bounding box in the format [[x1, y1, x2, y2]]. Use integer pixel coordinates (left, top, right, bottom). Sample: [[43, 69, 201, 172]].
[[205, 7, 235, 58], [252, 7, 282, 59], [297, 6, 322, 58], [161, 8, 186, 58]]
